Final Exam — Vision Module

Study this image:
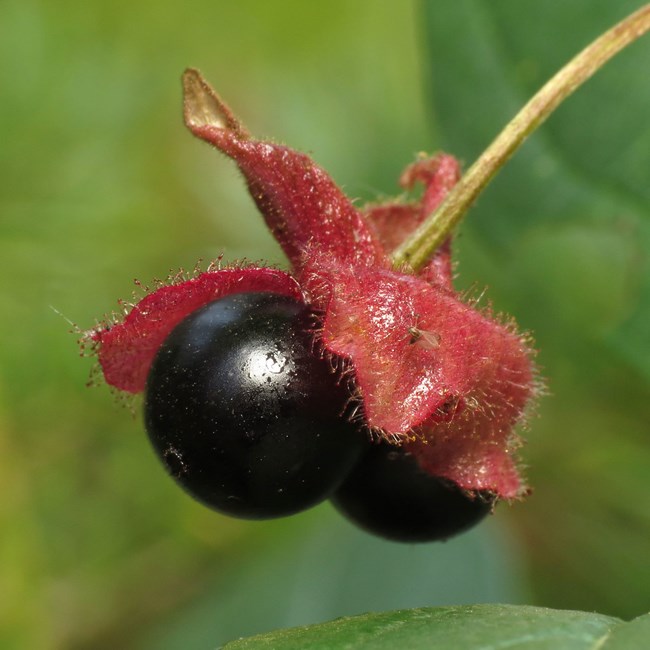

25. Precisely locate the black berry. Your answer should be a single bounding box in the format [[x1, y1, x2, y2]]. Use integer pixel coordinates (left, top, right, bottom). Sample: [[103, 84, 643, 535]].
[[331, 442, 494, 542], [144, 292, 365, 519]]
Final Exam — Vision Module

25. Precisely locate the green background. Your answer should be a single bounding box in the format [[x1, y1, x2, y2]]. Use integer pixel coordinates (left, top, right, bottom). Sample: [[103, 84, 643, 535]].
[[0, 1, 648, 648]]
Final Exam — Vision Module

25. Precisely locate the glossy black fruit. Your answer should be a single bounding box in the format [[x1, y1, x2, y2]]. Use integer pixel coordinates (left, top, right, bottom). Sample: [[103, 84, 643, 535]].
[[331, 442, 494, 542], [144, 292, 365, 519]]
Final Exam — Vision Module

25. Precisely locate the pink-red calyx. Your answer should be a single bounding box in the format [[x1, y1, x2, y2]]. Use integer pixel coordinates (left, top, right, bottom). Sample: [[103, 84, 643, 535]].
[[85, 69, 537, 500]]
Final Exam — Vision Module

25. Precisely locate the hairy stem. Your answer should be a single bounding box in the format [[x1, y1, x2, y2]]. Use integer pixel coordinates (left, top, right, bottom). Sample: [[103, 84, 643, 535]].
[[391, 4, 650, 272]]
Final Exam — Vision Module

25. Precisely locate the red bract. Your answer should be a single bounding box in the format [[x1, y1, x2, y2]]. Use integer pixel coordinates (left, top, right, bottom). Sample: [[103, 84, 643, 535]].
[[89, 266, 303, 393], [86, 69, 537, 499]]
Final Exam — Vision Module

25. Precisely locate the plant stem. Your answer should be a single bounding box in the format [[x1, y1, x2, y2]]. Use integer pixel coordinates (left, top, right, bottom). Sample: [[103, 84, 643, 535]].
[[391, 4, 650, 272]]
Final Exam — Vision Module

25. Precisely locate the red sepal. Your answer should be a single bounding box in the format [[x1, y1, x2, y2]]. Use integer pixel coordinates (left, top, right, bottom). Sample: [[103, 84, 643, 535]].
[[304, 262, 533, 498], [89, 267, 302, 394], [183, 69, 385, 273]]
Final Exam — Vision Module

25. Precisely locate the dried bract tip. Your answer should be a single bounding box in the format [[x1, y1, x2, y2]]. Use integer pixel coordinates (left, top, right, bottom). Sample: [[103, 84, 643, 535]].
[[182, 68, 249, 138]]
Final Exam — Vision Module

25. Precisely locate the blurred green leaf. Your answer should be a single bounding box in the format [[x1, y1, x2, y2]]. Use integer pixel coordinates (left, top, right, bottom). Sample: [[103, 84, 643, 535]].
[[220, 605, 624, 650], [421, 0, 650, 618], [421, 0, 650, 372], [602, 613, 650, 650]]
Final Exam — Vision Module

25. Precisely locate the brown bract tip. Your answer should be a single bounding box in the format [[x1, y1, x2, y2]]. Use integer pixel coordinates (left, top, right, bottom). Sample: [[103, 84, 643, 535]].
[[182, 68, 249, 138]]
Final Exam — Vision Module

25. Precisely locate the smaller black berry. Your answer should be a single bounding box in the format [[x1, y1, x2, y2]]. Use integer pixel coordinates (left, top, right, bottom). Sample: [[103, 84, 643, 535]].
[[331, 442, 494, 543]]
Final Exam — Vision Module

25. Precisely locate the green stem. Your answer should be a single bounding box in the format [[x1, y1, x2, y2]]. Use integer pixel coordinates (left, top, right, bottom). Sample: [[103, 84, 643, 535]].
[[391, 4, 650, 272]]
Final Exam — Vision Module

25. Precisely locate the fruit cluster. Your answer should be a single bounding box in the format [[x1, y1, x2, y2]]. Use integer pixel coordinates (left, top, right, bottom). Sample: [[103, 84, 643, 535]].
[[84, 70, 535, 545], [145, 291, 493, 542]]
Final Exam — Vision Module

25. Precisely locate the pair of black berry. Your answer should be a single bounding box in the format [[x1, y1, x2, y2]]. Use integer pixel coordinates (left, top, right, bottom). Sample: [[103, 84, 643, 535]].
[[144, 292, 493, 542]]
